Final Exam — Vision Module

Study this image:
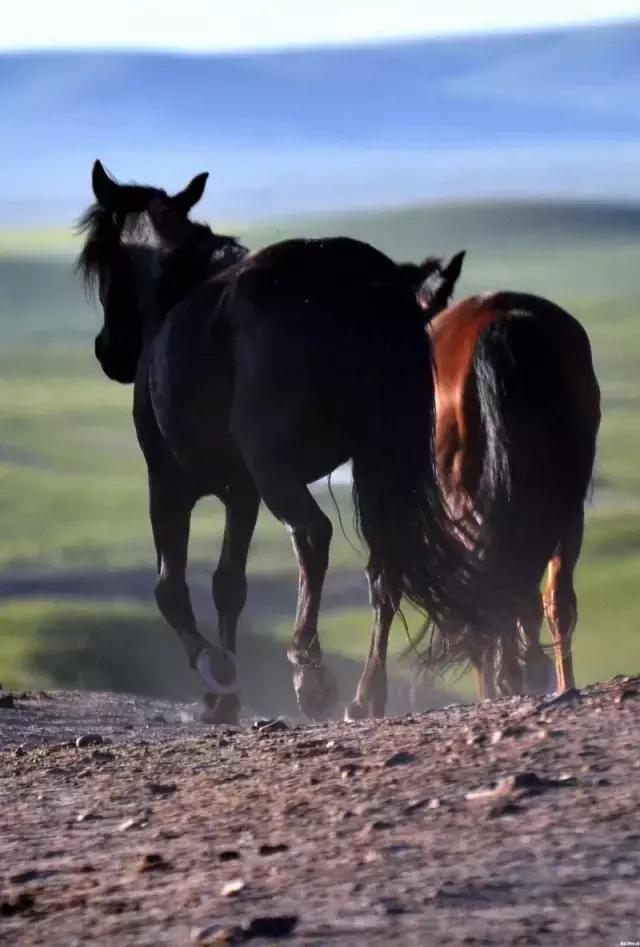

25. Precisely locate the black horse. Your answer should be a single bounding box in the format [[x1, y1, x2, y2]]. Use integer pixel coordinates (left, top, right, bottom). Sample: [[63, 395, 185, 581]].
[[78, 161, 495, 723]]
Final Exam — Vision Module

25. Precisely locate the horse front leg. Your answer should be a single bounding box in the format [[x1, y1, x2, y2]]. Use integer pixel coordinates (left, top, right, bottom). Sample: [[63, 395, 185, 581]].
[[149, 476, 239, 705]]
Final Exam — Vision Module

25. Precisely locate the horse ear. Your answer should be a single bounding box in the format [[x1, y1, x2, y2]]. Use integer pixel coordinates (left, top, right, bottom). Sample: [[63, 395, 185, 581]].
[[417, 250, 466, 319], [172, 172, 209, 213], [443, 250, 466, 287], [92, 160, 120, 210], [415, 256, 445, 286]]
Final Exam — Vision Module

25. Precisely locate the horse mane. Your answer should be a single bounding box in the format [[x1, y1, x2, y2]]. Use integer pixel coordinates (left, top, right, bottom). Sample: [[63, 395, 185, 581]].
[[156, 221, 247, 314], [75, 203, 117, 299], [76, 201, 248, 311]]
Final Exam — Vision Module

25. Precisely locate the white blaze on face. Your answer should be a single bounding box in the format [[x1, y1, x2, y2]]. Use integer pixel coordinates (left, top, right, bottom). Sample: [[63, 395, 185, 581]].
[[120, 211, 164, 249], [120, 211, 168, 313]]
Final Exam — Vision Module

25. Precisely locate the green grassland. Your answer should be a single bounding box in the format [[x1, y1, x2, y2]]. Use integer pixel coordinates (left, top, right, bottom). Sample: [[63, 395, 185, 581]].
[[1, 200, 639, 705]]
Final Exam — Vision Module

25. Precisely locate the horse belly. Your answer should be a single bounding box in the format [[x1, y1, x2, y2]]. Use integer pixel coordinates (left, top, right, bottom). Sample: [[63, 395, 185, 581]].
[[230, 332, 353, 484]]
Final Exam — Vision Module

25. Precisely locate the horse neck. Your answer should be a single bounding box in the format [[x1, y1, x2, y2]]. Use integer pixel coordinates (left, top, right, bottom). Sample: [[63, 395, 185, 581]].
[[155, 235, 246, 318], [124, 244, 168, 344]]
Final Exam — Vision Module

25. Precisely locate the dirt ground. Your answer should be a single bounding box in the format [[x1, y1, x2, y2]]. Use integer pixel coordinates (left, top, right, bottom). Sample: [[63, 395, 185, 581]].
[[1, 678, 639, 946]]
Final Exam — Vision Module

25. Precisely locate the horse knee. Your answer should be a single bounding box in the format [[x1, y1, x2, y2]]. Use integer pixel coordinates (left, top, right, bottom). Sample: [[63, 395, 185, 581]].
[[309, 513, 333, 556], [292, 514, 332, 576]]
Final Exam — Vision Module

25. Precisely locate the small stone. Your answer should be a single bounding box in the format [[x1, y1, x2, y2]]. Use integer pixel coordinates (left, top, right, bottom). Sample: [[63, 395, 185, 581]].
[[541, 688, 582, 709], [374, 897, 405, 915], [404, 797, 430, 814], [491, 724, 528, 743], [258, 842, 289, 856], [383, 751, 416, 768], [466, 770, 574, 803], [339, 764, 358, 780], [191, 925, 243, 944], [0, 891, 35, 916], [137, 853, 169, 873], [252, 718, 289, 733], [363, 819, 392, 834], [76, 734, 104, 749], [242, 915, 298, 938], [9, 869, 40, 884], [14, 746, 26, 758], [466, 778, 518, 802], [466, 732, 487, 747], [76, 810, 97, 823], [510, 772, 544, 790], [118, 816, 147, 832], [218, 850, 241, 862], [615, 687, 639, 704], [221, 878, 246, 897], [147, 782, 177, 797]]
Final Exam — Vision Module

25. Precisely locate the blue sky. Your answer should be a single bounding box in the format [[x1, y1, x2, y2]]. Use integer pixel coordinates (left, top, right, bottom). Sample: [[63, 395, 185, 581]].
[[2, 0, 640, 51]]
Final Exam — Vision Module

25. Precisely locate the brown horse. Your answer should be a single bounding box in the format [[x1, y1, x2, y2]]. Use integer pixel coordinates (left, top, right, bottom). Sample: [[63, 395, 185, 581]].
[[350, 255, 600, 713]]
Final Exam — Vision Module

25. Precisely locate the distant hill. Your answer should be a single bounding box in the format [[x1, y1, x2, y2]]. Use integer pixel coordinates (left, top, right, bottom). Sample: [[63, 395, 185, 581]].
[[3, 199, 640, 349], [2, 21, 640, 225]]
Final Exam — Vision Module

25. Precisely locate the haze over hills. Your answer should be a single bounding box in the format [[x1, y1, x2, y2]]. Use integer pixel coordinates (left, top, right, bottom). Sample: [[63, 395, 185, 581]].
[[1, 20, 639, 225]]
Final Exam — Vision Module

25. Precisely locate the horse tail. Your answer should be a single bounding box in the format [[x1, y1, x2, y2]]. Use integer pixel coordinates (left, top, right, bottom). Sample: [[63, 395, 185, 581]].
[[350, 283, 491, 635], [473, 299, 599, 616]]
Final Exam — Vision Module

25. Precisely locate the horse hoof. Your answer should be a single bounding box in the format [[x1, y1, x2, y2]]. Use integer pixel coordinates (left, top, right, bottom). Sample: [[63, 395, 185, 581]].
[[293, 664, 338, 721], [202, 692, 241, 725], [195, 647, 238, 696], [344, 700, 369, 722]]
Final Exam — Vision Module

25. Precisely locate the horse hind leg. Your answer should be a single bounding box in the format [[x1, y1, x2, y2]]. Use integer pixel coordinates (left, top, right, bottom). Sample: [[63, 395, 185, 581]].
[[468, 629, 522, 699], [252, 475, 337, 721], [544, 509, 584, 693], [150, 477, 239, 703], [345, 563, 398, 721], [207, 476, 260, 724], [518, 591, 556, 695]]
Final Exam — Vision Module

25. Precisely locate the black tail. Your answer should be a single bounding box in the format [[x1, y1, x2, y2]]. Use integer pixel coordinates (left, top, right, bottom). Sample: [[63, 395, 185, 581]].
[[447, 300, 599, 669], [351, 283, 492, 633]]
